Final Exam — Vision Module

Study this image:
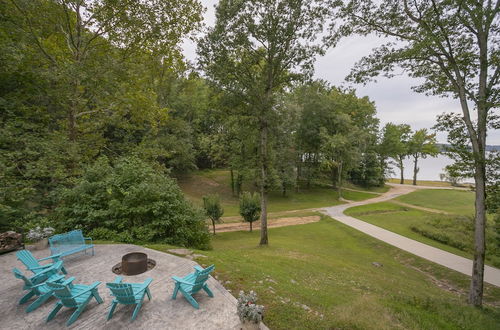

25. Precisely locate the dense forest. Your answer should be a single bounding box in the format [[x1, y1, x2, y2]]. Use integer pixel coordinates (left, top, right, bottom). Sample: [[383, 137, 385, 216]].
[[0, 0, 496, 251]]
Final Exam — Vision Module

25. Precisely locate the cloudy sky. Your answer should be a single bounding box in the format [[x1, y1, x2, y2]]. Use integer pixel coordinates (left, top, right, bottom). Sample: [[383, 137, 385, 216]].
[[183, 0, 500, 144]]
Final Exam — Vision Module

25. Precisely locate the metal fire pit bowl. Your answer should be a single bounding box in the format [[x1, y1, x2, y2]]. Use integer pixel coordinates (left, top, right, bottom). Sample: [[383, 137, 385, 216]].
[[112, 252, 156, 276]]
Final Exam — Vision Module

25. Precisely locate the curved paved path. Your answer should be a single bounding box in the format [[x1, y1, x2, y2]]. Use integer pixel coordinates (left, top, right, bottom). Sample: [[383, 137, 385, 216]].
[[322, 184, 500, 287]]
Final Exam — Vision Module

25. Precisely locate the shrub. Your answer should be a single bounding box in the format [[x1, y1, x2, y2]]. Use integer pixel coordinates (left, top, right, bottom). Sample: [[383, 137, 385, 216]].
[[203, 194, 224, 235], [53, 156, 211, 249], [239, 192, 261, 232], [88, 227, 119, 241], [237, 291, 264, 324]]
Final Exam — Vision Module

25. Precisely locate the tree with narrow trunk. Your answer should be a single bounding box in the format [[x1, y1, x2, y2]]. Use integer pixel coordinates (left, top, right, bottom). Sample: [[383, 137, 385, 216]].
[[239, 192, 261, 232], [379, 123, 411, 184], [332, 0, 500, 306], [203, 194, 224, 235], [408, 129, 439, 185], [198, 0, 329, 245]]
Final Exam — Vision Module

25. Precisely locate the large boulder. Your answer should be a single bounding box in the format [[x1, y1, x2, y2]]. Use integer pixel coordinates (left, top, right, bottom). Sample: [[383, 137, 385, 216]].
[[0, 231, 23, 253]]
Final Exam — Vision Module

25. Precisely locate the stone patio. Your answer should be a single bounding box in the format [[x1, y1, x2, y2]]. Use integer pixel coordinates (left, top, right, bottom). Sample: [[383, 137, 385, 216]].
[[0, 244, 258, 330]]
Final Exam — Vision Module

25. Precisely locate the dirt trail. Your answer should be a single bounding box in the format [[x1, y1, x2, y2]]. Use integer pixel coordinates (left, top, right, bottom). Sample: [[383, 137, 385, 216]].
[[215, 215, 321, 233]]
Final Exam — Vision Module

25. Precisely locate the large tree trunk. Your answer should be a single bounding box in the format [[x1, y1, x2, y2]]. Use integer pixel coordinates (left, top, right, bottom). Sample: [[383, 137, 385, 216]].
[[212, 219, 216, 235], [412, 155, 419, 185], [259, 122, 268, 245], [469, 160, 486, 306]]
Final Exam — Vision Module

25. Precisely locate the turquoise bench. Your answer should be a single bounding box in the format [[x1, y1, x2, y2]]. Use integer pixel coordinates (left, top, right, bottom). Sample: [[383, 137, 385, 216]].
[[48, 230, 94, 258]]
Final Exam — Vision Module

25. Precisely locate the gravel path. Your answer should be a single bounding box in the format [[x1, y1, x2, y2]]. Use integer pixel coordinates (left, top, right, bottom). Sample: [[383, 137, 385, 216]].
[[321, 184, 500, 287]]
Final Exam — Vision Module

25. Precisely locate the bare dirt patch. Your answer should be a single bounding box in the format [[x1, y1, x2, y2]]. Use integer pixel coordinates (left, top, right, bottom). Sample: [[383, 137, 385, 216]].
[[215, 215, 321, 233]]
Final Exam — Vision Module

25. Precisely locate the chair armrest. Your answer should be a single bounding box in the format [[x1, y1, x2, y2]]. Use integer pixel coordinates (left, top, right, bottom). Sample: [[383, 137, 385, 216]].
[[31, 274, 65, 288], [62, 277, 75, 286], [172, 276, 193, 286], [84, 237, 92, 244], [39, 253, 62, 262], [29, 264, 53, 271], [194, 265, 204, 272], [71, 281, 101, 298]]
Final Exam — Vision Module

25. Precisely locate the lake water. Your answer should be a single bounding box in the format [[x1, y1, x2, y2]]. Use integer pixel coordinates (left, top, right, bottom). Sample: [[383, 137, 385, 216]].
[[388, 154, 473, 182]]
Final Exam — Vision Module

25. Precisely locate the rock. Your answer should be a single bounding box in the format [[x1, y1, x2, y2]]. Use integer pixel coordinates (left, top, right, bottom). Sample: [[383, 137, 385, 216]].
[[371, 262, 383, 268], [167, 248, 193, 256], [258, 280, 263, 284], [225, 280, 232, 284], [266, 278, 277, 284], [192, 253, 207, 258], [301, 304, 311, 311], [290, 279, 297, 284], [0, 231, 23, 253]]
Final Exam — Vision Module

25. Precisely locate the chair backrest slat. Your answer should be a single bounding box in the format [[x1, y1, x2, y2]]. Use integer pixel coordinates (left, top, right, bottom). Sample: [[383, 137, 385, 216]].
[[47, 282, 78, 307], [191, 265, 214, 292], [13, 267, 34, 288], [16, 250, 40, 269], [107, 283, 136, 304]]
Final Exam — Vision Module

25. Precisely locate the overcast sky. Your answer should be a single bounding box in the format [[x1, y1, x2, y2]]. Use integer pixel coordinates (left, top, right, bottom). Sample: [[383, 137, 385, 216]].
[[182, 0, 500, 144]]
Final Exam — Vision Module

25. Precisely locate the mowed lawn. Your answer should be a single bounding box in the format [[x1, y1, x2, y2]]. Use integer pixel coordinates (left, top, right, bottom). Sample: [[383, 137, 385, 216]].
[[177, 169, 379, 217], [344, 202, 473, 259], [395, 189, 475, 215], [151, 217, 500, 330]]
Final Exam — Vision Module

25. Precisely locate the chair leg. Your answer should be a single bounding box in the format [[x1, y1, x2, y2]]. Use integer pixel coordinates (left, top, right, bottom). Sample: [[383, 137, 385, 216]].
[[131, 301, 143, 321], [146, 287, 152, 300], [172, 284, 179, 299], [19, 290, 36, 305], [46, 302, 62, 322], [93, 289, 103, 304], [182, 291, 199, 309], [26, 292, 52, 313], [107, 301, 118, 321], [61, 266, 68, 275], [67, 305, 85, 326], [203, 284, 214, 298]]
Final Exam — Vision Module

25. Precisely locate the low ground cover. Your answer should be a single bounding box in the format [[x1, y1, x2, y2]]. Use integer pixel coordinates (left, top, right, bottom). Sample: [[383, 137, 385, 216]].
[[345, 201, 500, 267], [150, 217, 500, 329]]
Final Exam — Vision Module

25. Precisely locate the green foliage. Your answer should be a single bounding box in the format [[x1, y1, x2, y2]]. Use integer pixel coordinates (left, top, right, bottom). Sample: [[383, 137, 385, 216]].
[[53, 156, 211, 249], [239, 192, 261, 232], [203, 194, 224, 235]]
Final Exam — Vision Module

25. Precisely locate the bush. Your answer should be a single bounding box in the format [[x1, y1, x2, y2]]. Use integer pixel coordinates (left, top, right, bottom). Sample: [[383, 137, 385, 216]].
[[53, 156, 211, 249], [239, 192, 261, 232]]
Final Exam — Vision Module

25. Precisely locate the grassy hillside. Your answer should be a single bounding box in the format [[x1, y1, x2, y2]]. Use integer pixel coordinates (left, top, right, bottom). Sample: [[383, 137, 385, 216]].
[[150, 217, 500, 329], [395, 189, 475, 215], [176, 169, 381, 216]]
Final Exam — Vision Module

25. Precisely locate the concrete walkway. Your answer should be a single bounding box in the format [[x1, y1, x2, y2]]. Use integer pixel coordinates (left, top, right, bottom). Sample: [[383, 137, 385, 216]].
[[322, 184, 500, 287]]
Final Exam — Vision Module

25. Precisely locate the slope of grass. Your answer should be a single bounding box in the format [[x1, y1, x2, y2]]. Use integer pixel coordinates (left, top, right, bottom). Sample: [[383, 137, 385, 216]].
[[344, 202, 473, 259], [344, 201, 499, 266], [151, 218, 500, 329], [395, 189, 475, 215], [176, 169, 381, 216]]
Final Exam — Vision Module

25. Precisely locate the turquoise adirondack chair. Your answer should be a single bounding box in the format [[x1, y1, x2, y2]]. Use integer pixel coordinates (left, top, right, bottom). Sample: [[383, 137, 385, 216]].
[[12, 267, 68, 312], [172, 264, 215, 309], [46, 280, 103, 326], [16, 250, 67, 281], [106, 276, 153, 321]]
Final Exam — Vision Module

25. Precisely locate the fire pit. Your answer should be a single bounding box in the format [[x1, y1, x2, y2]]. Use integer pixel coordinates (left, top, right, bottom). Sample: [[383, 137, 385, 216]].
[[112, 252, 156, 276]]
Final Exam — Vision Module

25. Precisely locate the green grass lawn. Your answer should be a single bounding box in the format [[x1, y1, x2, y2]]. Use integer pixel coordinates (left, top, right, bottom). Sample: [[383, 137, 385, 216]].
[[395, 189, 475, 215], [150, 218, 500, 329], [386, 178, 472, 187], [344, 202, 473, 259], [177, 169, 381, 216], [344, 201, 499, 266]]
